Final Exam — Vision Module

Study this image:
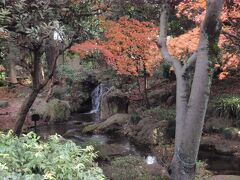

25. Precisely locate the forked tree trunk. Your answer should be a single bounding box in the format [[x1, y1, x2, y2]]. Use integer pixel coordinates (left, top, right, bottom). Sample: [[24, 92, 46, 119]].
[[157, 0, 224, 179]]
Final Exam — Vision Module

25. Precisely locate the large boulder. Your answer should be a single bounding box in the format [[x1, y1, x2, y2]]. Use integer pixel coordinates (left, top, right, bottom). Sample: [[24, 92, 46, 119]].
[[97, 143, 133, 159], [124, 117, 169, 146], [83, 113, 130, 134], [148, 83, 176, 107], [102, 155, 168, 180], [68, 75, 98, 113], [37, 99, 70, 123], [100, 88, 129, 120]]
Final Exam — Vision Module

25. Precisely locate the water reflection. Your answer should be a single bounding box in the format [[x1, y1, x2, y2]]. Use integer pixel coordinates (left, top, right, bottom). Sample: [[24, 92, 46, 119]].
[[145, 155, 157, 165]]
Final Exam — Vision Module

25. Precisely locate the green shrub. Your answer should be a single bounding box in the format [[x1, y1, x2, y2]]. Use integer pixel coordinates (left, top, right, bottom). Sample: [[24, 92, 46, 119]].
[[222, 127, 239, 139], [129, 113, 141, 125], [107, 155, 160, 180], [214, 95, 240, 127], [51, 86, 70, 100], [145, 106, 175, 122], [0, 131, 105, 180], [195, 161, 212, 180]]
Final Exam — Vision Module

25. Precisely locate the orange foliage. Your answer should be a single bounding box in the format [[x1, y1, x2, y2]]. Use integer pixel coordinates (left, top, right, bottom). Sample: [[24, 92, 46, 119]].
[[175, 0, 240, 79], [70, 17, 161, 76], [176, 0, 240, 24], [167, 28, 199, 59], [71, 1, 239, 80]]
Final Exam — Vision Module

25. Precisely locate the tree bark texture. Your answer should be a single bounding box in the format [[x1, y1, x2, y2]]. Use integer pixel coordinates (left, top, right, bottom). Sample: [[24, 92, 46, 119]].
[[13, 90, 39, 136], [8, 46, 18, 84]]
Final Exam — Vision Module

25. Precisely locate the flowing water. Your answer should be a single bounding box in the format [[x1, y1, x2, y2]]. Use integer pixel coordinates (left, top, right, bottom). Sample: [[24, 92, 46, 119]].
[[32, 84, 240, 176], [89, 84, 111, 113]]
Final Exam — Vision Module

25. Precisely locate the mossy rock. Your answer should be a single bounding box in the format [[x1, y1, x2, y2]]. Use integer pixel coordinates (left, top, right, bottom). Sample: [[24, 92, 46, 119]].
[[100, 88, 129, 120], [102, 155, 167, 180], [222, 127, 239, 140], [96, 144, 133, 161], [37, 99, 70, 122], [82, 124, 98, 134]]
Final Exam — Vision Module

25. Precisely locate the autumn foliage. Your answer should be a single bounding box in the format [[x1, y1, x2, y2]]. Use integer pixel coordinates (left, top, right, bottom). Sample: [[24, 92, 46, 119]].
[[175, 0, 240, 79], [71, 1, 239, 80], [70, 17, 161, 76]]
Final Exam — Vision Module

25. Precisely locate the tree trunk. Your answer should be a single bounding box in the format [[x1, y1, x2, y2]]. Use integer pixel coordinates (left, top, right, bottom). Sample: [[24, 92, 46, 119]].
[[14, 50, 41, 135], [143, 65, 150, 109], [171, 1, 223, 179], [136, 76, 142, 95], [157, 0, 224, 179], [13, 90, 39, 136], [46, 38, 59, 81], [8, 46, 18, 84]]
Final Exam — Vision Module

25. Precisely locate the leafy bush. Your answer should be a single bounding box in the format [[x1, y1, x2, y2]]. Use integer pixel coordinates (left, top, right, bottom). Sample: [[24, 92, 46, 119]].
[[214, 95, 240, 127], [105, 155, 161, 180], [51, 86, 70, 100], [154, 62, 171, 78], [195, 161, 212, 180], [145, 106, 175, 122], [56, 63, 89, 82], [144, 106, 176, 139], [0, 131, 105, 180]]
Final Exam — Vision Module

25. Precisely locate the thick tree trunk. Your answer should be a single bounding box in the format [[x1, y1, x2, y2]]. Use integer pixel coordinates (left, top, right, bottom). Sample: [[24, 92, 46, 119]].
[[157, 0, 224, 179], [171, 1, 223, 179], [13, 90, 39, 136], [14, 51, 41, 135]]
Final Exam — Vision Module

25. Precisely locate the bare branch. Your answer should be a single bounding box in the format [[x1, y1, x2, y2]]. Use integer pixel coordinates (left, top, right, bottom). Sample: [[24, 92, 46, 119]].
[[15, 59, 31, 72], [157, 0, 180, 69], [39, 49, 60, 90]]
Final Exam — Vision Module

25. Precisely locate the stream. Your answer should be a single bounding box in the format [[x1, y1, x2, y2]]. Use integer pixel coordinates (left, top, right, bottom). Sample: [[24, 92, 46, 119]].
[[32, 84, 240, 177]]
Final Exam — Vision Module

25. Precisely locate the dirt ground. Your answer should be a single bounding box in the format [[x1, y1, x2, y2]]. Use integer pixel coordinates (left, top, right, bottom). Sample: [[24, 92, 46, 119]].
[[0, 86, 46, 131]]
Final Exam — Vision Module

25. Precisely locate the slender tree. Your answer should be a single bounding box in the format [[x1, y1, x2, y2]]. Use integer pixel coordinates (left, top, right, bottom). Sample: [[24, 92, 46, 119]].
[[157, 0, 224, 179], [0, 0, 104, 135]]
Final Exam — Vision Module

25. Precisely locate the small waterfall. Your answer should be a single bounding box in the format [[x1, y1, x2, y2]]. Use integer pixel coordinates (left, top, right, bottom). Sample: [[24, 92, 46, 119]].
[[90, 84, 110, 113]]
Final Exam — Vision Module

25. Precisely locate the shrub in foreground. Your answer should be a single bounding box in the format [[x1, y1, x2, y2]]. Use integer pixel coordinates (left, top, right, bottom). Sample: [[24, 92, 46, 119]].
[[214, 95, 240, 127], [0, 131, 105, 180]]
